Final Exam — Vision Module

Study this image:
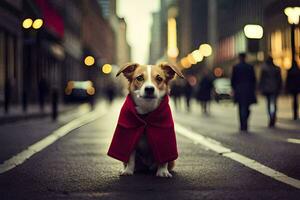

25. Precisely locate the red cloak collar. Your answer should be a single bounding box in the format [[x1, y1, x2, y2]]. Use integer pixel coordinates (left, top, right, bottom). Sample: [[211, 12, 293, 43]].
[[107, 94, 178, 164]]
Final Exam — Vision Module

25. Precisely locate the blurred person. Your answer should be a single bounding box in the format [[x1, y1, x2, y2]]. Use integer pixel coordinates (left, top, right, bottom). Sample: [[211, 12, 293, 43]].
[[231, 53, 257, 132], [170, 81, 182, 110], [38, 77, 49, 112], [183, 79, 193, 112], [286, 60, 300, 120], [105, 83, 116, 105], [196, 69, 214, 114], [51, 88, 59, 121], [4, 78, 11, 113], [259, 56, 282, 127]]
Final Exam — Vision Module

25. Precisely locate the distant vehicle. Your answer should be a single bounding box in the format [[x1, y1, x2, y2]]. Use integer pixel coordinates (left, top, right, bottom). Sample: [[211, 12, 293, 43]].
[[64, 81, 95, 102], [213, 78, 232, 102]]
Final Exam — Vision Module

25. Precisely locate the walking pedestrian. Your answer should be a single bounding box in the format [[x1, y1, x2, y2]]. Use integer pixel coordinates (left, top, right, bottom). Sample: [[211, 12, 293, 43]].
[[196, 69, 214, 114], [38, 77, 49, 112], [105, 84, 116, 105], [183, 80, 193, 112], [170, 81, 182, 110], [231, 53, 257, 132], [286, 60, 300, 120], [259, 56, 282, 127]]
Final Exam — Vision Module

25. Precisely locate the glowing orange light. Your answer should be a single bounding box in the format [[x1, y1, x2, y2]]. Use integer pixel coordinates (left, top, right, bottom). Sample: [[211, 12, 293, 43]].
[[84, 56, 95, 66], [214, 67, 224, 77], [188, 76, 197, 86], [187, 54, 197, 65], [180, 58, 192, 69], [102, 64, 112, 74], [32, 19, 43, 29], [86, 87, 95, 95], [22, 18, 33, 29], [199, 44, 212, 57]]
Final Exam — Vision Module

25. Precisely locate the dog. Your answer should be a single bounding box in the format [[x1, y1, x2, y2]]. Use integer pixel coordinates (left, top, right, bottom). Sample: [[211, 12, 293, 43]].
[[109, 62, 184, 178]]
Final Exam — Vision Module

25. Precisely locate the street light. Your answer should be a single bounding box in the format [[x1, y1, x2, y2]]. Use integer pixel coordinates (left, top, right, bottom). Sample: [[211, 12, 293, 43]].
[[84, 56, 95, 66], [191, 50, 204, 62], [284, 7, 300, 24], [32, 19, 43, 29], [22, 18, 33, 29], [167, 18, 179, 59], [180, 57, 192, 69], [187, 54, 197, 65], [284, 7, 300, 63], [243, 24, 264, 39], [199, 44, 212, 57], [102, 64, 112, 74]]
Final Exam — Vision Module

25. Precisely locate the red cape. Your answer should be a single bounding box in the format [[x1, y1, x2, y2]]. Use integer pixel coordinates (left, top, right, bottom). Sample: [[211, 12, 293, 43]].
[[107, 95, 178, 164]]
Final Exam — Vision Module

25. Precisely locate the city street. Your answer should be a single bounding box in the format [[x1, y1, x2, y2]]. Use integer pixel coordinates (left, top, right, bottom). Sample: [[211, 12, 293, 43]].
[[0, 96, 300, 200]]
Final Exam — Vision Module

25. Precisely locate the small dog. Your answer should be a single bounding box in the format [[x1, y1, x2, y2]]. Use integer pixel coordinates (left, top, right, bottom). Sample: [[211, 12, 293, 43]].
[[108, 62, 184, 178]]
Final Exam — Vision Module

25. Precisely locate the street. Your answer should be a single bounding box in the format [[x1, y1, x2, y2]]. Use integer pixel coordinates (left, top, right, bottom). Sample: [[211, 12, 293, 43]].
[[0, 96, 300, 200]]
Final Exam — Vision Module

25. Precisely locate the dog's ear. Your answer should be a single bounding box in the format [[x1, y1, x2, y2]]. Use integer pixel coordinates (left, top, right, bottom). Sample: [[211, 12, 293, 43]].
[[160, 63, 184, 81], [116, 63, 139, 81]]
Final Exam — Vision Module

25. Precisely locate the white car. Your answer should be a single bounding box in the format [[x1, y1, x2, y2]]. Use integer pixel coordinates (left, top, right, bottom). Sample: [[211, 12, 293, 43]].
[[213, 78, 233, 102]]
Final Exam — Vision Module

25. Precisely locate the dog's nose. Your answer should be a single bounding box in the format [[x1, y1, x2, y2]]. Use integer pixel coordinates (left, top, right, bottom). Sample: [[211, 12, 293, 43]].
[[145, 86, 154, 94]]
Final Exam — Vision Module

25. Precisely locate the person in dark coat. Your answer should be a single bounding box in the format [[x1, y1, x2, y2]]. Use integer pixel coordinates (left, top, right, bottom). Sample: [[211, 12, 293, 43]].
[[286, 60, 300, 120], [259, 56, 282, 127], [170, 81, 182, 110], [196, 69, 214, 114], [183, 80, 193, 112], [105, 83, 116, 105], [231, 53, 257, 132], [38, 77, 49, 112]]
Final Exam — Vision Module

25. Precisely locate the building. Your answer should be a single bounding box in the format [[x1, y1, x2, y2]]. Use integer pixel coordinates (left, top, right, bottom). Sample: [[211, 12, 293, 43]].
[[108, 0, 131, 67], [61, 0, 85, 85], [264, 0, 300, 77], [0, 0, 23, 110], [0, 0, 116, 113], [149, 11, 162, 64]]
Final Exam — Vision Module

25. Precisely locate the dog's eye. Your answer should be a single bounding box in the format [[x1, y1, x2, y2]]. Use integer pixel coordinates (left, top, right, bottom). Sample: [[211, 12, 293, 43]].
[[136, 75, 144, 82], [156, 76, 163, 83]]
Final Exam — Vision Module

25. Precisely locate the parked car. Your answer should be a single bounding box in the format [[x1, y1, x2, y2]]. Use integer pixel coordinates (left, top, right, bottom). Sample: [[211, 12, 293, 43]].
[[64, 81, 95, 102], [213, 78, 233, 102]]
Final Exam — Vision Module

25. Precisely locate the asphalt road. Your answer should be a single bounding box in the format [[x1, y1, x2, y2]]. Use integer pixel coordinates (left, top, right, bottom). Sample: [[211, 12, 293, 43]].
[[0, 97, 300, 200]]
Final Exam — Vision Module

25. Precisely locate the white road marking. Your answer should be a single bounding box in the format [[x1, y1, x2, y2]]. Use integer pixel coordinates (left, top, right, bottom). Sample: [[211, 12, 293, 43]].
[[0, 108, 106, 174], [287, 138, 300, 144], [175, 123, 300, 189]]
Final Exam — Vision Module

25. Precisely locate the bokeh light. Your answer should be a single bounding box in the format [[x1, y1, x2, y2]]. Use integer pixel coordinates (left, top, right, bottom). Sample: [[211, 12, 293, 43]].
[[199, 44, 212, 57], [32, 19, 43, 29], [102, 64, 112, 74], [180, 57, 192, 69], [84, 56, 95, 66], [214, 67, 224, 77], [243, 24, 263, 39], [187, 54, 197, 65], [22, 18, 33, 29], [191, 50, 204, 62]]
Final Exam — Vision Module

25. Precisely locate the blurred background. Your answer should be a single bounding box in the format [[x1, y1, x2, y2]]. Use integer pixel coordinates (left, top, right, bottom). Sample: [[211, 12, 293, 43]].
[[0, 0, 299, 117]]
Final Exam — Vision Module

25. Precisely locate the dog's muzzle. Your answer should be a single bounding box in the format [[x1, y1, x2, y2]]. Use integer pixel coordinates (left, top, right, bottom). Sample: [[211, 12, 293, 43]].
[[144, 86, 156, 99]]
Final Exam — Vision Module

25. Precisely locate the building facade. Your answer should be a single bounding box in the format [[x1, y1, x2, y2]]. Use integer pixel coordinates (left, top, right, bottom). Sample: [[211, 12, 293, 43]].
[[0, 0, 116, 113], [0, 0, 23, 108], [264, 0, 300, 76]]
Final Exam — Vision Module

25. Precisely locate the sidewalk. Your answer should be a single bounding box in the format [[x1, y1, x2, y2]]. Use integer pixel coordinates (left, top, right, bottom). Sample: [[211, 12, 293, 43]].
[[0, 103, 85, 125]]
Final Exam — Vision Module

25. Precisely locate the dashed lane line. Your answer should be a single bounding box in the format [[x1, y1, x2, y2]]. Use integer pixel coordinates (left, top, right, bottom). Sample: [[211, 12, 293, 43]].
[[0, 108, 106, 174], [175, 123, 300, 189], [287, 138, 300, 144]]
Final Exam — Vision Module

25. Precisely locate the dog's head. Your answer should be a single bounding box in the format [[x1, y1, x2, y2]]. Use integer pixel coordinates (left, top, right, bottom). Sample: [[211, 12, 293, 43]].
[[116, 63, 184, 99]]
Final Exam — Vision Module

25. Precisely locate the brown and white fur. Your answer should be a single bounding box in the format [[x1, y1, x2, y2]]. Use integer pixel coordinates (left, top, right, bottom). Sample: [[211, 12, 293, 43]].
[[116, 63, 184, 178]]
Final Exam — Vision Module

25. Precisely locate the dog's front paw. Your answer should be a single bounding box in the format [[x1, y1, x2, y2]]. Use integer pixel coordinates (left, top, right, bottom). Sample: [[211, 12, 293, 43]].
[[156, 168, 172, 178], [120, 168, 134, 176]]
